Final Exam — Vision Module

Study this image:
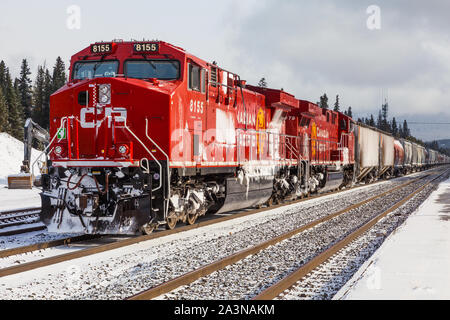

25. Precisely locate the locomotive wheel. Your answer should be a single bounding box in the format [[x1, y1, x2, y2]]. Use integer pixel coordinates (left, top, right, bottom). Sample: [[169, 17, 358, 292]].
[[141, 223, 156, 235], [166, 216, 178, 230], [186, 213, 198, 225]]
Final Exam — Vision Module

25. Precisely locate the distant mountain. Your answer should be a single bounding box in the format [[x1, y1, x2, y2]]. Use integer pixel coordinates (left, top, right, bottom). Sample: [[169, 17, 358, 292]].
[[436, 139, 450, 149]]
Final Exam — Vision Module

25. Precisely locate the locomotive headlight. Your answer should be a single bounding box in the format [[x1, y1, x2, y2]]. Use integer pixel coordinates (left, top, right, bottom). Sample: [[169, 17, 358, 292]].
[[98, 84, 111, 104], [55, 146, 63, 155]]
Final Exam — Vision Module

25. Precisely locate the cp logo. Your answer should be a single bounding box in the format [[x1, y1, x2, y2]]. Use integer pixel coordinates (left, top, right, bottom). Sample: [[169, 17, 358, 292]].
[[80, 107, 127, 128]]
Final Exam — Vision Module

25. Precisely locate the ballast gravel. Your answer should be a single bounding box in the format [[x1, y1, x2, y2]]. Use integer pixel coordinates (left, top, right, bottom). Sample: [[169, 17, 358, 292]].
[[0, 170, 443, 299]]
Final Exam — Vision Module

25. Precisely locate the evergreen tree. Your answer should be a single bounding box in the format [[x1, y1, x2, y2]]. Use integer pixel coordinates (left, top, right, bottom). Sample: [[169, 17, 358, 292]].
[[402, 120, 410, 138], [52, 57, 67, 92], [42, 68, 53, 130], [376, 110, 382, 129], [4, 69, 24, 139], [32, 66, 45, 126], [392, 117, 398, 137], [369, 114, 375, 127], [0, 61, 7, 92], [333, 94, 340, 111], [18, 59, 33, 119], [0, 87, 9, 132], [346, 106, 353, 118], [319, 93, 329, 109], [380, 101, 389, 132], [258, 77, 267, 88]]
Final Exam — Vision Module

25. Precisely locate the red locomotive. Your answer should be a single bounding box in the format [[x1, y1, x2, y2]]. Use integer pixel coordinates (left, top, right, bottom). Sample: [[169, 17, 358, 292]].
[[39, 40, 447, 234]]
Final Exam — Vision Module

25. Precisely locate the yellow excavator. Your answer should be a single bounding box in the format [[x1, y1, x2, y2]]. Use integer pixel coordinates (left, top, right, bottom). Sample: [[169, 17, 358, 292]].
[[7, 118, 50, 189]]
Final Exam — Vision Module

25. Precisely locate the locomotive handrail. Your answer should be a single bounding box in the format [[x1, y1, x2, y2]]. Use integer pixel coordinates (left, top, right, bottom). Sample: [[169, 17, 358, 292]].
[[235, 128, 305, 164], [145, 118, 170, 219], [108, 116, 164, 194]]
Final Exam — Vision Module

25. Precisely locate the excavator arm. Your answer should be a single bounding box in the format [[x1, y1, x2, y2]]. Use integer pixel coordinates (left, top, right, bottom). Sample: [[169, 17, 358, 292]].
[[20, 118, 50, 173], [8, 118, 50, 189]]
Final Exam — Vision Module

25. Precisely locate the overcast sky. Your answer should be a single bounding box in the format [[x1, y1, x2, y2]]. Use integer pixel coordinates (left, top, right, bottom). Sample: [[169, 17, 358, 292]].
[[1, 0, 450, 141]]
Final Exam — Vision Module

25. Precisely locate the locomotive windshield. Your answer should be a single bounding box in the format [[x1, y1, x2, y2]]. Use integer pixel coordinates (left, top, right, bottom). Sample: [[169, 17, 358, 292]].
[[124, 60, 179, 80], [73, 61, 119, 80]]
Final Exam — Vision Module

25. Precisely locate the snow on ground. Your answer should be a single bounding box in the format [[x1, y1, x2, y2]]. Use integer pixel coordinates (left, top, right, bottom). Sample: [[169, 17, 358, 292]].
[[0, 132, 41, 185], [0, 132, 42, 210], [335, 177, 450, 300]]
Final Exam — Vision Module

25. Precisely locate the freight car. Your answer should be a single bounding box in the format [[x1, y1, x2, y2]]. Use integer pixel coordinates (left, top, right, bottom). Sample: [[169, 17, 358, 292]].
[[37, 40, 447, 235]]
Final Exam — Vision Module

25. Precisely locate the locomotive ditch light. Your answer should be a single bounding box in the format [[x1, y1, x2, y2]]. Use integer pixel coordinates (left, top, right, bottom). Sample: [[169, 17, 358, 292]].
[[55, 146, 63, 155], [118, 144, 129, 155], [98, 84, 111, 104]]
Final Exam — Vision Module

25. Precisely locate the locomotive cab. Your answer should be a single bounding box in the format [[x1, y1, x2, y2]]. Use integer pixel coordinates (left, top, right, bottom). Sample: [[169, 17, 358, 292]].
[[41, 41, 185, 234]]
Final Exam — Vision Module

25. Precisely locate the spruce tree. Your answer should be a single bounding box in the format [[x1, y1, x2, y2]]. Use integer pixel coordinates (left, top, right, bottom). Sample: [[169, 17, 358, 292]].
[[42, 68, 53, 130], [346, 106, 353, 118], [52, 57, 67, 92], [333, 95, 340, 111], [402, 120, 410, 138], [4, 70, 24, 139], [376, 111, 382, 129], [319, 93, 329, 109], [32, 66, 45, 127], [0, 61, 7, 92], [369, 114, 375, 127], [18, 59, 33, 119], [0, 87, 9, 132], [392, 117, 398, 136]]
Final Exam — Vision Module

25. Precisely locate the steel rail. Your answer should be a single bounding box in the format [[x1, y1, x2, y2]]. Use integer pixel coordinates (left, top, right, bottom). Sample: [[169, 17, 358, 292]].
[[0, 235, 102, 259], [126, 169, 443, 300], [0, 208, 44, 236], [0, 168, 442, 278], [0, 225, 46, 237], [252, 168, 449, 300], [0, 207, 41, 218]]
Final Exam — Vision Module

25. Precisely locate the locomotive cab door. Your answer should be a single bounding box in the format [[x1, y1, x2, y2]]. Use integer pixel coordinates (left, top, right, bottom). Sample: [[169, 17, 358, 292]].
[[186, 61, 207, 165]]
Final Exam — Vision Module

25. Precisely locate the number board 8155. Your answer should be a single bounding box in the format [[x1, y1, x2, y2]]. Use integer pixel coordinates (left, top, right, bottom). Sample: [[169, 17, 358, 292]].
[[91, 43, 112, 54], [134, 43, 159, 53]]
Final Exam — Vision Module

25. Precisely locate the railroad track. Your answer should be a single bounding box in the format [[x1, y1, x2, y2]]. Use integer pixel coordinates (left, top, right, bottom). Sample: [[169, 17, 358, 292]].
[[0, 207, 45, 236], [0, 168, 437, 277], [0, 167, 446, 301], [254, 169, 449, 300], [126, 168, 448, 300]]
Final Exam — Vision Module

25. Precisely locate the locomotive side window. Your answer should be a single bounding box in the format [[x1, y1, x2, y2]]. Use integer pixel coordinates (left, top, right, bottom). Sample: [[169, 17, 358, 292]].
[[340, 118, 347, 130], [124, 60, 179, 80], [188, 63, 201, 91], [73, 61, 119, 80]]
